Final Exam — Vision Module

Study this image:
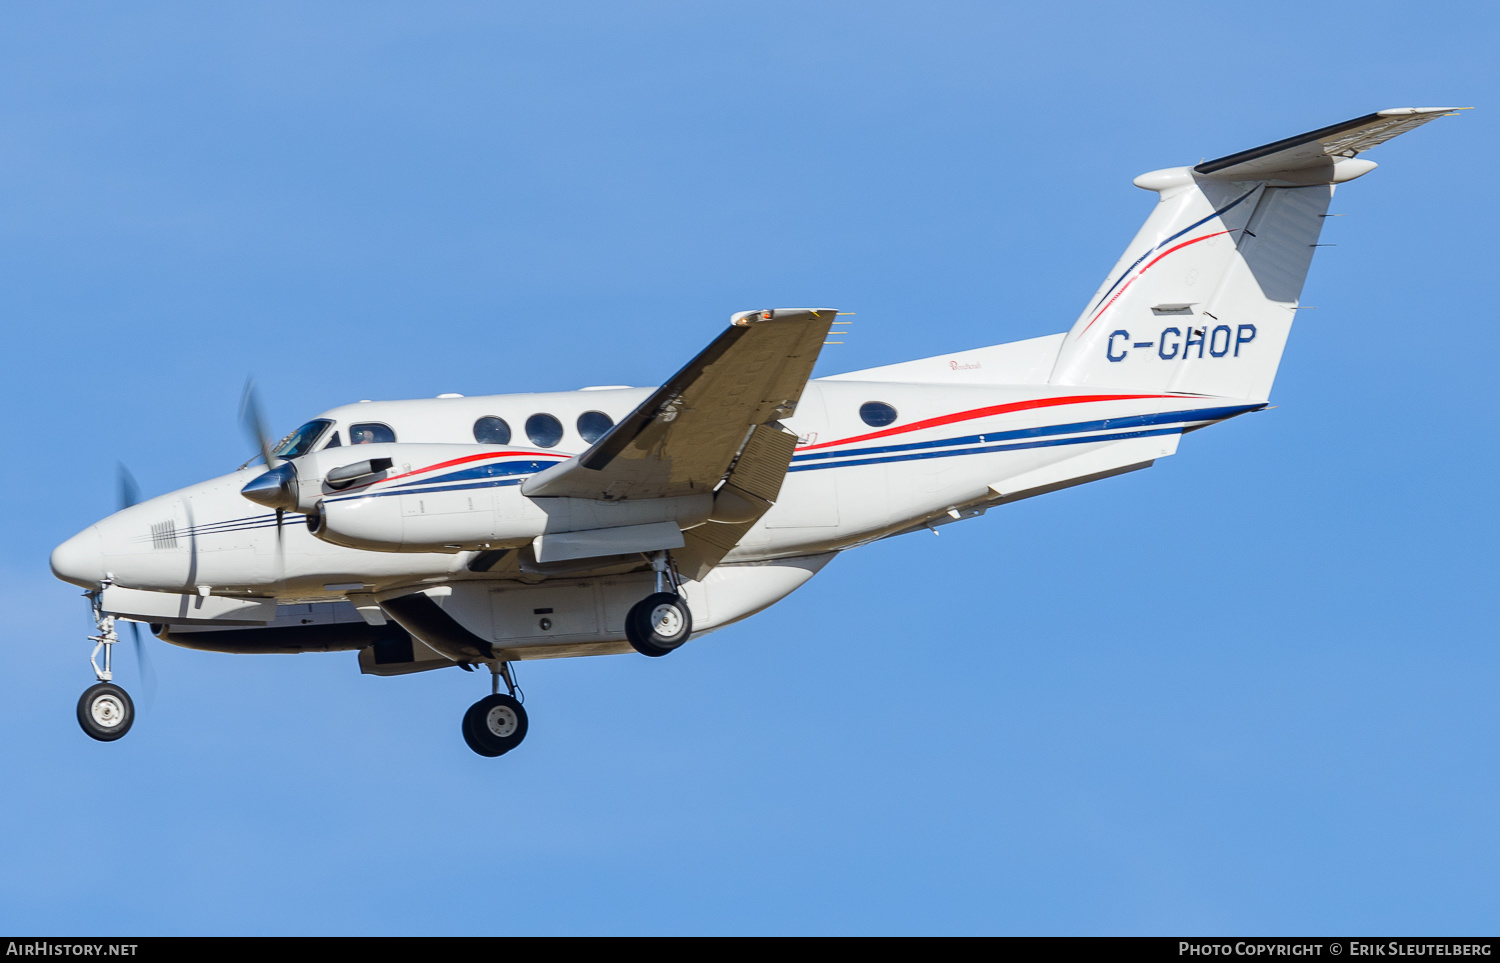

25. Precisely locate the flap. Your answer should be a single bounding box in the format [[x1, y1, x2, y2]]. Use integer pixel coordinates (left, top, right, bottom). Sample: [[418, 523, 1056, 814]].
[[533, 520, 685, 564], [672, 423, 799, 581]]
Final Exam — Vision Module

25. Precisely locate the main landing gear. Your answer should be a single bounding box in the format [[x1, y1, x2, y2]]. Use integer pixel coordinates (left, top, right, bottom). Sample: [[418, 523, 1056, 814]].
[[625, 552, 693, 658], [459, 554, 693, 756], [463, 661, 529, 757], [77, 587, 135, 742]]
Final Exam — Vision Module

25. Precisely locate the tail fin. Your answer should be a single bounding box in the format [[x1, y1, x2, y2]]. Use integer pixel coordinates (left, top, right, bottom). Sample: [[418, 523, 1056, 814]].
[[1049, 108, 1461, 401]]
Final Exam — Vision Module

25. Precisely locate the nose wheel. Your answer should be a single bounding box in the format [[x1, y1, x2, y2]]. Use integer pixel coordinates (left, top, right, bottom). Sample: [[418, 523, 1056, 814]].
[[78, 683, 134, 741], [462, 660, 529, 757]]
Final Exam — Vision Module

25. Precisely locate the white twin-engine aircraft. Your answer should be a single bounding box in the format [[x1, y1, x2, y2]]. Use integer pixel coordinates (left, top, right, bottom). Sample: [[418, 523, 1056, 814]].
[[52, 108, 1458, 755]]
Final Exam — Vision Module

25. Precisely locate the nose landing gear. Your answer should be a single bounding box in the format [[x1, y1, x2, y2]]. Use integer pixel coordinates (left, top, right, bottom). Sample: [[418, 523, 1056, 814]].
[[462, 660, 529, 757], [78, 586, 135, 742]]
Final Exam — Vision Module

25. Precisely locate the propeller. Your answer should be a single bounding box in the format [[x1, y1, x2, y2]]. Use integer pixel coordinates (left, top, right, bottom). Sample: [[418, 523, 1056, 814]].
[[237, 379, 294, 567], [117, 462, 140, 513], [114, 464, 157, 705], [123, 618, 157, 708], [239, 379, 282, 470]]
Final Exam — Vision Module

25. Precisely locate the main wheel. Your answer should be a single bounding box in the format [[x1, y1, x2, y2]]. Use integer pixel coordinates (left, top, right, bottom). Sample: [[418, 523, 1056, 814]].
[[77, 682, 134, 742], [462, 693, 528, 757], [625, 592, 693, 657]]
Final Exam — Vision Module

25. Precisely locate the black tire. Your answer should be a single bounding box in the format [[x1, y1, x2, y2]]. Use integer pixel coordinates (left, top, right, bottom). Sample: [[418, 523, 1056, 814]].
[[77, 683, 134, 742], [461, 701, 505, 757], [625, 592, 693, 657], [462, 693, 528, 756]]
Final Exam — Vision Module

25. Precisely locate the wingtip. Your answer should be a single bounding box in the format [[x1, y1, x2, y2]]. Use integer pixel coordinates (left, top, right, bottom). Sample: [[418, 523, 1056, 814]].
[[729, 307, 841, 327], [1377, 106, 1470, 116]]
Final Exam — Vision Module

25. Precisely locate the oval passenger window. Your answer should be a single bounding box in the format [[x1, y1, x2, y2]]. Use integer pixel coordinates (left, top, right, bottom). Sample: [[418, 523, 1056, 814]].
[[473, 416, 512, 445], [526, 413, 564, 448], [349, 422, 396, 445], [577, 410, 614, 444], [859, 402, 898, 427]]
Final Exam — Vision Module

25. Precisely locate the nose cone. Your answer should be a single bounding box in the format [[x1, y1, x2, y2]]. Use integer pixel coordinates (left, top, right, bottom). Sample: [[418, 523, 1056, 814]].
[[241, 463, 298, 510], [51, 526, 105, 588]]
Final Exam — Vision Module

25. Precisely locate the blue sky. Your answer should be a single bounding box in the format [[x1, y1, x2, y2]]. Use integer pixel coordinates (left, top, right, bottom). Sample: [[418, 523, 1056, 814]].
[[1, 1, 1495, 935]]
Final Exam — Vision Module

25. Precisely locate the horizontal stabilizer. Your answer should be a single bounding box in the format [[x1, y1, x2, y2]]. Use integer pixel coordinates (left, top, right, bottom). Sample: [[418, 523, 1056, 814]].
[[1195, 107, 1462, 179]]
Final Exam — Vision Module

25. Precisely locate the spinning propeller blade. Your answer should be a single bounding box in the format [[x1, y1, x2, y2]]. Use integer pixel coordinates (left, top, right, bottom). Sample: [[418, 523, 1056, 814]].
[[237, 379, 295, 551], [239, 379, 281, 469], [125, 619, 157, 706], [117, 463, 141, 511]]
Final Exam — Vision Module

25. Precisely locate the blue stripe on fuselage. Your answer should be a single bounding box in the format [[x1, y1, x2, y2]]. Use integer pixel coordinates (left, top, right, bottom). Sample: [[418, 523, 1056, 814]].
[[390, 460, 555, 489], [790, 403, 1260, 465], [788, 426, 1186, 472]]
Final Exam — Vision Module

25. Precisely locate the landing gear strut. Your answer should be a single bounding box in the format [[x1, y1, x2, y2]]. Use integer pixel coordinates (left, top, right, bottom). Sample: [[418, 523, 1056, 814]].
[[78, 586, 134, 742], [625, 552, 693, 657], [462, 661, 528, 757]]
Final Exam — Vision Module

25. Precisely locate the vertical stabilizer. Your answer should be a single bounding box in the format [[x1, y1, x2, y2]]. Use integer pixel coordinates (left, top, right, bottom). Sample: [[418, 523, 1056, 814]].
[[1048, 108, 1459, 401]]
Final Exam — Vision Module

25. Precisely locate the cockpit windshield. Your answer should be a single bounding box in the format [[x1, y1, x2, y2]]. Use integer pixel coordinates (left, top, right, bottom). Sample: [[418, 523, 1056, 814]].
[[273, 420, 333, 459]]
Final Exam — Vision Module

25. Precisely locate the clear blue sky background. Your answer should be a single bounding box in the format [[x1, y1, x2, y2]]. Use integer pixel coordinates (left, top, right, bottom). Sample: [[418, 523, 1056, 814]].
[[1, 1, 1494, 936]]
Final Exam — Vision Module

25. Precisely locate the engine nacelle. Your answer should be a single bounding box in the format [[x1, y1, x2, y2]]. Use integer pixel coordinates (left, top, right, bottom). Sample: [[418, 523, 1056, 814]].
[[287, 443, 518, 514], [299, 443, 712, 553]]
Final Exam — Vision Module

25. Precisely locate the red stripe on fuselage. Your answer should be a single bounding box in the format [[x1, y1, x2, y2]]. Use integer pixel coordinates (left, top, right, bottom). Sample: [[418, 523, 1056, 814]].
[[340, 450, 568, 493], [798, 393, 1180, 452]]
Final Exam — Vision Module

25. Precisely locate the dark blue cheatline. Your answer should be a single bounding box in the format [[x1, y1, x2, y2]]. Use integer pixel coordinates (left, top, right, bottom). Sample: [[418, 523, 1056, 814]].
[[789, 427, 1185, 472], [392, 460, 553, 489], [792, 404, 1260, 464], [789, 403, 1262, 472]]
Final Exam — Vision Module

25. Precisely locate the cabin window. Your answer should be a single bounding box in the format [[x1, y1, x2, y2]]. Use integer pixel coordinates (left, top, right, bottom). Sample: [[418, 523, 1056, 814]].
[[323, 431, 341, 449], [349, 422, 396, 445], [858, 402, 898, 427], [273, 420, 332, 458], [577, 410, 614, 444], [525, 413, 563, 448], [473, 416, 512, 445]]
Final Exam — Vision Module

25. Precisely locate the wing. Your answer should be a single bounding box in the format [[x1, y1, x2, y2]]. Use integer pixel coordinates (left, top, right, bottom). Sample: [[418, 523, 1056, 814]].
[[521, 307, 837, 501], [1194, 107, 1462, 179]]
